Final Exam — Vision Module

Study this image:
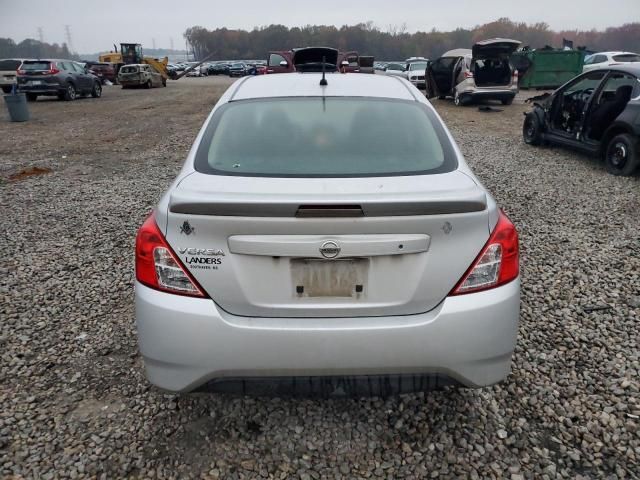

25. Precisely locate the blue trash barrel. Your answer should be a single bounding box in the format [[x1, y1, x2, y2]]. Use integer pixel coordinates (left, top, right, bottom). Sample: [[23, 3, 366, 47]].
[[3, 93, 30, 122]]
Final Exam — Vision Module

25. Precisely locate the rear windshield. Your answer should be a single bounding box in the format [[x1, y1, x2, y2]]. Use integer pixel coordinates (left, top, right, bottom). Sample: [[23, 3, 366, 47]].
[[0, 59, 22, 70], [22, 61, 52, 71], [120, 66, 139, 73], [194, 97, 456, 177], [612, 54, 640, 62]]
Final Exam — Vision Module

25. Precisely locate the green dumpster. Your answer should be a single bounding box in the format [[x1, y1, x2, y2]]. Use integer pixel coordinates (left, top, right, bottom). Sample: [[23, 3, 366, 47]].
[[512, 49, 586, 89]]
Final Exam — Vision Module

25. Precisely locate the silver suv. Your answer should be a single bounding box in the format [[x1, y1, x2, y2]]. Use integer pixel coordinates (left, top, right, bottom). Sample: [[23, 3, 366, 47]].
[[427, 38, 521, 106]]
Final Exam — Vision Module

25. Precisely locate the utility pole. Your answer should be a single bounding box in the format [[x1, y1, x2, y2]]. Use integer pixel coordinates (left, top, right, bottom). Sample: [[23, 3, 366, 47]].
[[37, 27, 44, 43], [64, 25, 74, 54], [152, 37, 156, 50], [170, 37, 174, 51]]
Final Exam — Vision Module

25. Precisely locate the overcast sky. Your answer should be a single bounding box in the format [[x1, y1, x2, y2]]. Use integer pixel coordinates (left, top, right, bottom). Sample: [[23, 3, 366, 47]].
[[1, 0, 638, 53]]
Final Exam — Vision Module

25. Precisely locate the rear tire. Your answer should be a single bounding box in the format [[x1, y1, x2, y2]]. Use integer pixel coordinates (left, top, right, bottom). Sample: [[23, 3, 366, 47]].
[[454, 90, 470, 106], [604, 133, 639, 176], [62, 83, 76, 101], [162, 78, 167, 87], [26, 93, 38, 102], [523, 112, 543, 146], [145, 80, 152, 89], [1, 86, 12, 94], [91, 82, 102, 98], [501, 97, 514, 105]]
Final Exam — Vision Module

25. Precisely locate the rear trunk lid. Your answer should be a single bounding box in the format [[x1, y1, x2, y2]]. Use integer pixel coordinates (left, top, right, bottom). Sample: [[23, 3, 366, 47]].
[[472, 38, 521, 59], [293, 47, 339, 72], [18, 61, 58, 86], [164, 171, 491, 318]]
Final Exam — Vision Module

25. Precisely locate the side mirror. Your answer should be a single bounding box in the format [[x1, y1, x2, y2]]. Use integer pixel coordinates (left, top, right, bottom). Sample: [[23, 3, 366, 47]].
[[279, 61, 288, 67]]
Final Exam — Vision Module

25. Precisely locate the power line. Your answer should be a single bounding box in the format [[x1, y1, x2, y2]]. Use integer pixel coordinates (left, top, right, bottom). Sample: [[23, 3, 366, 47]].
[[64, 24, 74, 53]]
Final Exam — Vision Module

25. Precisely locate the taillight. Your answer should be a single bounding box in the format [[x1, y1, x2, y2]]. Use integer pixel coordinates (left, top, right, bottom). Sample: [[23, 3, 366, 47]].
[[464, 71, 474, 78], [450, 211, 519, 295], [512, 69, 519, 81], [17, 70, 26, 76], [135, 213, 206, 297], [49, 63, 60, 75]]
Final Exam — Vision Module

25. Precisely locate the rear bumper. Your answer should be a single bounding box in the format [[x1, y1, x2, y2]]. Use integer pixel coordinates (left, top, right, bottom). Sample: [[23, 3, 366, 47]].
[[135, 279, 521, 392], [458, 88, 517, 101], [17, 84, 62, 95]]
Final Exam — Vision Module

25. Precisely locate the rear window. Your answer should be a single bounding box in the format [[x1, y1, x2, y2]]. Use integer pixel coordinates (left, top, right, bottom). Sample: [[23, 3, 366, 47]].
[[0, 59, 22, 71], [612, 54, 640, 63], [194, 97, 456, 177], [22, 61, 52, 71]]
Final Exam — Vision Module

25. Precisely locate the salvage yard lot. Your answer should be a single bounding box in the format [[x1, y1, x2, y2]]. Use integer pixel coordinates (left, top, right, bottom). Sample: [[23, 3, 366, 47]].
[[1, 76, 638, 478]]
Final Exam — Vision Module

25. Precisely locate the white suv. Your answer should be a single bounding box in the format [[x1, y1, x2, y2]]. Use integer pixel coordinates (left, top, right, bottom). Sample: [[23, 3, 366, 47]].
[[583, 51, 640, 72], [427, 39, 521, 106]]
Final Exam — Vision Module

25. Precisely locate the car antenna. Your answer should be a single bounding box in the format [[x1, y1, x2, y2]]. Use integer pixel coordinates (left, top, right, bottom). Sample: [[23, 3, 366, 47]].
[[320, 56, 328, 86]]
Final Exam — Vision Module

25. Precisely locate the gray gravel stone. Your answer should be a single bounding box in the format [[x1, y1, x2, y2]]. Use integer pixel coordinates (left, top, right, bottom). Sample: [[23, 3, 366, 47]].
[[1, 80, 638, 479]]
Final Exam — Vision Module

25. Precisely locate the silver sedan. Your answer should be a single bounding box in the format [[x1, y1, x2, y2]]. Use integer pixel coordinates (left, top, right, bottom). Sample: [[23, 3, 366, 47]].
[[135, 72, 521, 394]]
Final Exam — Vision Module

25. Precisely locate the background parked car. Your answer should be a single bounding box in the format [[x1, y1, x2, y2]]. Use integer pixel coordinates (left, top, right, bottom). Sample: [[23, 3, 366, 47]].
[[0, 58, 27, 93], [17, 59, 102, 101], [406, 59, 429, 89], [228, 62, 247, 77], [358, 56, 375, 74], [523, 66, 640, 176], [84, 61, 117, 84], [383, 62, 407, 78], [583, 51, 640, 72], [118, 64, 165, 88], [426, 38, 520, 106], [207, 63, 228, 75]]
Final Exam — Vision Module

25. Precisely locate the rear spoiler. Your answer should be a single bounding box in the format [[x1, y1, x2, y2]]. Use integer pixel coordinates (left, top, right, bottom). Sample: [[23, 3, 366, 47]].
[[169, 192, 487, 217]]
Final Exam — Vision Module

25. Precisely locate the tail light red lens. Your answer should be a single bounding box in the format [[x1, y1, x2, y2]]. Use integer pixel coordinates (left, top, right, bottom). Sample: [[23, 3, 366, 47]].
[[464, 71, 474, 78], [17, 69, 26, 76], [135, 213, 206, 297], [450, 211, 519, 295]]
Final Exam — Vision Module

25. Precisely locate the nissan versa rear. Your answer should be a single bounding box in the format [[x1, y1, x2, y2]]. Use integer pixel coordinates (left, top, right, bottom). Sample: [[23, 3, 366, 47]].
[[135, 72, 520, 394]]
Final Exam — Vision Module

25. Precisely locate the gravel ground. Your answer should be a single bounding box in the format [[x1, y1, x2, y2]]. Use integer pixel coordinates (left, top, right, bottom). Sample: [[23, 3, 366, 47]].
[[1, 76, 638, 479]]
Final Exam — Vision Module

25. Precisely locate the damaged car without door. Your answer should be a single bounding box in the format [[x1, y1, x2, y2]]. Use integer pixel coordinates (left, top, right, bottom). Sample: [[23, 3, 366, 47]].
[[523, 66, 640, 176], [427, 38, 520, 106]]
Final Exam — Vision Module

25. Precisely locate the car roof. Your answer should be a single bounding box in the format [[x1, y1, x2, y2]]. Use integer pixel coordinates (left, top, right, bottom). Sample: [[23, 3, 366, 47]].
[[231, 73, 417, 101], [602, 65, 640, 75], [597, 51, 638, 56]]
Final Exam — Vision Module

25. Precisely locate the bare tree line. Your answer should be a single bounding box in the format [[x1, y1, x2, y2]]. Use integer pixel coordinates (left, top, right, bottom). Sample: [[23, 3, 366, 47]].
[[184, 18, 640, 61]]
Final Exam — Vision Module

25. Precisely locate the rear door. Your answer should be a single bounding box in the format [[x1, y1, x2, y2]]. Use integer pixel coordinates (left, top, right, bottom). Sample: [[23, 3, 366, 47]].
[[266, 52, 292, 74], [19, 60, 56, 90], [70, 62, 92, 90]]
